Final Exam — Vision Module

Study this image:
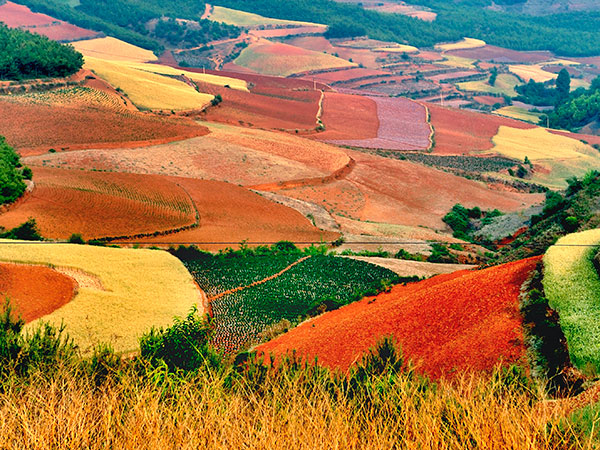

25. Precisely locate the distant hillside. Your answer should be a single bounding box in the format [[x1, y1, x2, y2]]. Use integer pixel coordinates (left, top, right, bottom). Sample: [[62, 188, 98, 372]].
[[491, 0, 600, 15]]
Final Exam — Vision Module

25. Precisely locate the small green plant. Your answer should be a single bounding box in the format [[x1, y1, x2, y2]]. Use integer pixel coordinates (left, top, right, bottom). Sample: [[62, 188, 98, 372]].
[[68, 233, 85, 244]]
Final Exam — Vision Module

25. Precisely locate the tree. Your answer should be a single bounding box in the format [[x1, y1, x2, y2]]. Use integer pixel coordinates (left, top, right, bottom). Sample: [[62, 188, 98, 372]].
[[489, 67, 498, 86], [556, 68, 571, 102]]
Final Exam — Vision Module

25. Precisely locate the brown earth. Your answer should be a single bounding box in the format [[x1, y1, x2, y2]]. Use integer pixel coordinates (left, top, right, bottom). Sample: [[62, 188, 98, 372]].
[[0, 263, 76, 323]]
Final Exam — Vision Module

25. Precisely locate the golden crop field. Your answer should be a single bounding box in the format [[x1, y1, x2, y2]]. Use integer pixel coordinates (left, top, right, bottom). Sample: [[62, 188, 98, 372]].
[[208, 5, 325, 28], [488, 126, 600, 188], [373, 44, 419, 53], [435, 37, 486, 52], [234, 41, 355, 77], [438, 54, 477, 69], [130, 62, 249, 91], [71, 37, 158, 63], [493, 106, 544, 123], [543, 229, 600, 371], [458, 73, 520, 96], [508, 64, 556, 83], [84, 57, 214, 110], [0, 241, 202, 353]]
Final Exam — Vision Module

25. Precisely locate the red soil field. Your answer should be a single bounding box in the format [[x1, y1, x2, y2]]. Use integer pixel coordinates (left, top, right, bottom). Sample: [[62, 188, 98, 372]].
[[132, 176, 338, 248], [280, 149, 543, 230], [414, 51, 445, 61], [549, 130, 600, 146], [258, 256, 540, 378], [0, 1, 97, 41], [311, 68, 389, 84], [198, 81, 321, 130], [315, 92, 379, 141], [249, 26, 326, 38], [426, 103, 534, 155], [448, 45, 553, 64], [0, 91, 208, 156], [285, 36, 334, 53], [473, 95, 506, 106], [0, 263, 76, 323], [322, 96, 431, 150], [0, 167, 198, 240], [428, 70, 482, 82]]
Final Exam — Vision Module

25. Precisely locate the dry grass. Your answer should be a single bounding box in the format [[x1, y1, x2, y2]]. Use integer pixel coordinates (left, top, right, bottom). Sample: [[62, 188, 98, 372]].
[[0, 241, 201, 353], [373, 44, 419, 53], [493, 106, 545, 123], [458, 73, 520, 96], [509, 64, 557, 83], [208, 5, 325, 28], [0, 362, 587, 449], [71, 37, 158, 63], [436, 38, 486, 52], [84, 57, 213, 111]]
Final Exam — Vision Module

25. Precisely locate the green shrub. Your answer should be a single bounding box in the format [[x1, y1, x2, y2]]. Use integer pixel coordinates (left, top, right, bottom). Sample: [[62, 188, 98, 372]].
[[0, 218, 43, 241], [0, 137, 26, 205], [68, 233, 85, 244]]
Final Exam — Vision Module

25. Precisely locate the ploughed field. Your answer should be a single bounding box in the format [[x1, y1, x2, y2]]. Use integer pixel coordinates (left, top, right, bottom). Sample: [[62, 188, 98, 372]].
[[185, 254, 399, 353], [258, 257, 541, 378]]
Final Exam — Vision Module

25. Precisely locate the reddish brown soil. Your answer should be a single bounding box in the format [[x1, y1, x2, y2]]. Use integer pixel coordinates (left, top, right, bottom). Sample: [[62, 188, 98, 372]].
[[199, 82, 321, 130], [314, 92, 379, 141], [473, 95, 506, 106], [249, 26, 326, 38], [448, 45, 553, 64], [311, 68, 389, 84], [0, 167, 198, 240], [258, 257, 540, 378], [0, 263, 76, 323], [426, 103, 534, 155], [132, 176, 338, 249], [549, 130, 600, 146], [280, 150, 544, 230], [0, 1, 97, 41], [0, 94, 208, 156]]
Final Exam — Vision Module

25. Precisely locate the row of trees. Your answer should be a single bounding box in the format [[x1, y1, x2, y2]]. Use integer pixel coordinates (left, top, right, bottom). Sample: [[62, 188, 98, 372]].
[[0, 136, 30, 206], [0, 24, 83, 80]]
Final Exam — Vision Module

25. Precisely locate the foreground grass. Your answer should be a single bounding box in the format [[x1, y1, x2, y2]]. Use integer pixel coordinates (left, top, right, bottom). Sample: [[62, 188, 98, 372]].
[[0, 357, 590, 449], [543, 229, 600, 373]]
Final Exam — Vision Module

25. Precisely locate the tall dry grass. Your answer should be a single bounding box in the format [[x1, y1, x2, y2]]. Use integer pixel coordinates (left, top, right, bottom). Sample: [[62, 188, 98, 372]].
[[0, 360, 591, 450]]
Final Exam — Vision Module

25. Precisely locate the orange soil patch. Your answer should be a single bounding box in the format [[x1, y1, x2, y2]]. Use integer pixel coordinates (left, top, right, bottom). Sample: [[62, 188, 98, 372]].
[[427, 104, 534, 155], [474, 95, 506, 106], [0, 1, 98, 41], [278, 150, 543, 229], [0, 167, 198, 240], [0, 263, 76, 323], [0, 90, 208, 156], [132, 176, 338, 248], [258, 256, 540, 378], [315, 92, 379, 141], [249, 26, 326, 38], [285, 36, 335, 53], [311, 68, 389, 84], [199, 81, 321, 130], [448, 45, 552, 64]]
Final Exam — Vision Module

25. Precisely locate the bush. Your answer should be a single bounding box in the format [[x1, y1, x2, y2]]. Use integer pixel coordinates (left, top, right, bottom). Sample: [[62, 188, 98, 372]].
[[0, 137, 26, 205], [0, 218, 43, 241], [21, 167, 33, 180], [68, 233, 85, 244], [140, 306, 222, 372]]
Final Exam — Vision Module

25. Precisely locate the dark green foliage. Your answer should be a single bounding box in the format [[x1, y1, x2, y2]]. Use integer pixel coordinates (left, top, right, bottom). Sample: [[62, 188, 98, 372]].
[[68, 233, 85, 244], [0, 24, 83, 80], [394, 248, 423, 261], [427, 243, 457, 263], [443, 204, 471, 239], [169, 244, 213, 261], [0, 218, 43, 241], [84, 344, 122, 386], [0, 299, 76, 379], [489, 67, 498, 87], [0, 137, 26, 205], [556, 68, 571, 101], [515, 79, 559, 106], [21, 167, 33, 181], [377, 151, 517, 174], [140, 307, 222, 372], [546, 77, 600, 130], [350, 336, 403, 382], [211, 94, 223, 106]]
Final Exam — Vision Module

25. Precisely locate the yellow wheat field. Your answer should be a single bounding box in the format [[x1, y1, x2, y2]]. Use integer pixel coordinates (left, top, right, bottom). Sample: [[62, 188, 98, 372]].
[[488, 126, 600, 188], [435, 37, 486, 52], [84, 57, 214, 110], [71, 37, 158, 63], [208, 5, 325, 28], [0, 241, 202, 353], [373, 44, 419, 53], [129, 62, 248, 91], [509, 64, 557, 83]]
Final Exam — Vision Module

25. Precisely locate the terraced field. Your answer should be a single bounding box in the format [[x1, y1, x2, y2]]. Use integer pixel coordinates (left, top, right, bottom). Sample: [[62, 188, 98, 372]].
[[0, 1, 98, 41], [234, 40, 355, 77], [72, 37, 157, 63], [0, 87, 208, 155], [543, 229, 600, 372], [315, 92, 379, 141], [447, 45, 553, 64], [322, 97, 431, 151], [436, 38, 486, 52], [493, 106, 545, 123], [258, 257, 540, 377], [0, 241, 201, 353], [509, 64, 558, 83], [458, 73, 521, 97], [207, 5, 325, 29], [0, 263, 76, 322], [488, 126, 600, 188], [185, 254, 399, 352], [0, 167, 198, 240]]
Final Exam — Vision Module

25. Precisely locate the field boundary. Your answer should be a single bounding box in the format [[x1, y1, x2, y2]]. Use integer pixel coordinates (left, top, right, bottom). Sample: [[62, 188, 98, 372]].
[[248, 156, 355, 191], [416, 99, 435, 153], [208, 255, 311, 303]]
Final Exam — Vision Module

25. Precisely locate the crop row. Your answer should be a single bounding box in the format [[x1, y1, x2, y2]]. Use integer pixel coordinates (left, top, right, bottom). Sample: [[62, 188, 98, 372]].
[[189, 255, 400, 353], [377, 151, 518, 173]]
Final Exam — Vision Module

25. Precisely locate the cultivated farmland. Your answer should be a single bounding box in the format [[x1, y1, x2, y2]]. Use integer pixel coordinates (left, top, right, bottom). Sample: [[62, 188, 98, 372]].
[[0, 167, 198, 240], [0, 263, 76, 322], [207, 5, 325, 29], [185, 254, 399, 353], [234, 40, 355, 77], [543, 229, 600, 372], [71, 37, 157, 63], [435, 38, 486, 52], [458, 73, 521, 97], [258, 257, 540, 377], [0, 241, 201, 353]]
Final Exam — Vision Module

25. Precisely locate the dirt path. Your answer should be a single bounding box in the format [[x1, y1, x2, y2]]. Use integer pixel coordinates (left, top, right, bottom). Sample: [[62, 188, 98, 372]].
[[248, 157, 355, 191], [208, 256, 311, 303]]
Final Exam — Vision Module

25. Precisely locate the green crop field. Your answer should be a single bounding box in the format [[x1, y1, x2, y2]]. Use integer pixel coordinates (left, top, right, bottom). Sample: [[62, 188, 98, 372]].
[[184, 254, 399, 353], [543, 229, 600, 373]]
